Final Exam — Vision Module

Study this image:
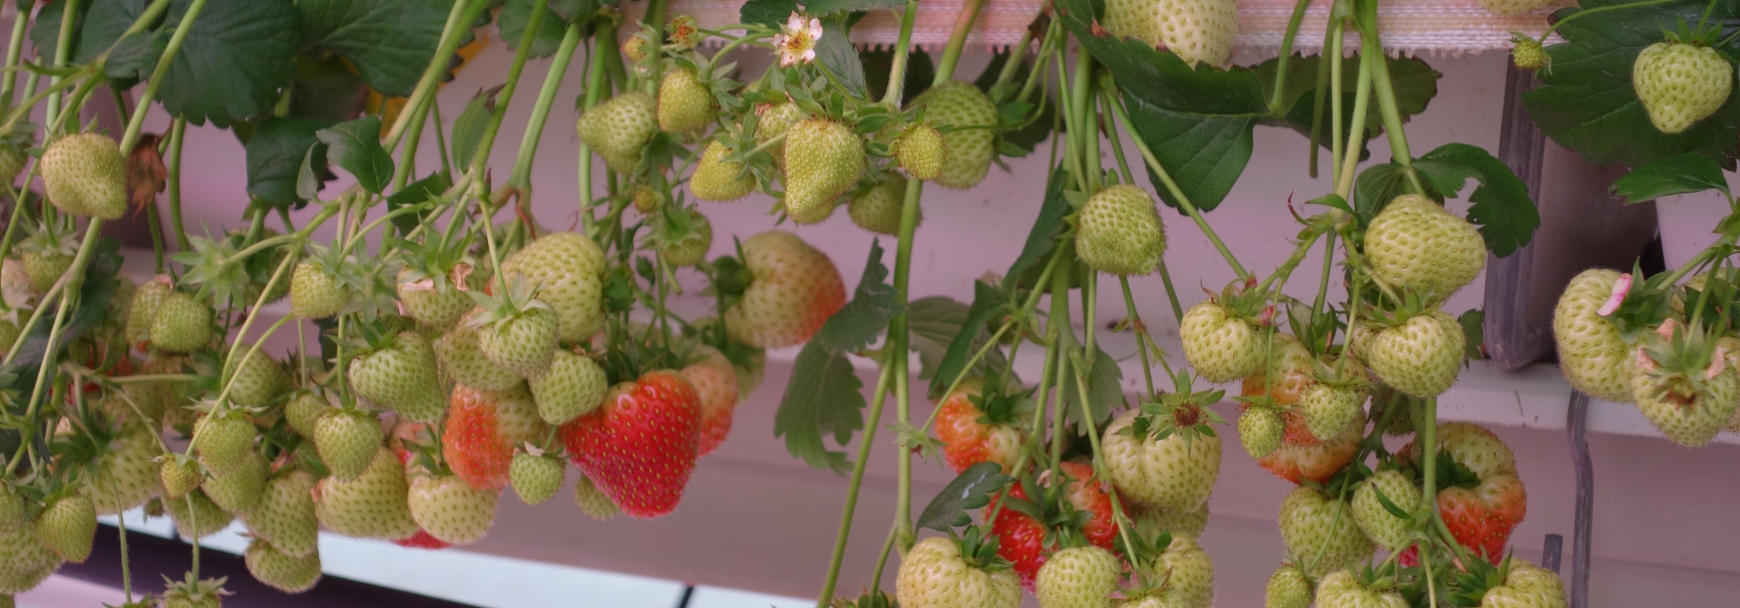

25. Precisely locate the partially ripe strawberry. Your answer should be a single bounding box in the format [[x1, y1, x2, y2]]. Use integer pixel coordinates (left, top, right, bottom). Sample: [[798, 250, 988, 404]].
[[500, 232, 608, 342], [1264, 564, 1312, 608], [689, 141, 755, 202], [560, 370, 701, 518], [724, 231, 847, 348], [407, 473, 499, 545], [1635, 40, 1733, 134], [34, 492, 96, 563], [509, 452, 564, 505], [1364, 195, 1486, 300], [909, 82, 997, 189], [934, 378, 1022, 474], [203, 449, 267, 515], [528, 349, 608, 425], [782, 118, 864, 224], [893, 124, 946, 181], [150, 292, 213, 353], [1035, 546, 1120, 608], [682, 345, 740, 456], [40, 133, 126, 219], [1350, 469, 1421, 552], [1401, 423, 1528, 563], [349, 330, 448, 423], [1553, 269, 1634, 403], [572, 473, 619, 520], [1366, 311, 1464, 399], [1277, 486, 1373, 578], [437, 319, 523, 392], [1102, 408, 1221, 512], [241, 470, 319, 559], [1478, 0, 1555, 15], [392, 529, 452, 550], [1237, 406, 1283, 459], [313, 447, 420, 540], [164, 490, 235, 539], [445, 384, 547, 490], [1179, 301, 1264, 383], [577, 92, 658, 174], [848, 176, 917, 236], [1077, 184, 1165, 276], [895, 536, 1022, 608], [244, 539, 321, 593], [290, 261, 348, 318], [314, 409, 384, 481], [657, 67, 716, 133], [1102, 0, 1238, 67]]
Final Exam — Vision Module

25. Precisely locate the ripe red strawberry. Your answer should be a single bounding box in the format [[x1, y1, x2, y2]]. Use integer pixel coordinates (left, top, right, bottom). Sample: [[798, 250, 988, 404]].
[[1401, 422, 1527, 563], [657, 67, 716, 134], [934, 378, 1023, 474], [391, 529, 451, 550], [313, 447, 420, 540], [34, 492, 96, 563], [150, 291, 213, 353], [559, 370, 701, 518], [528, 349, 609, 425], [241, 470, 318, 559], [908, 81, 998, 189], [499, 232, 608, 342], [1102, 406, 1221, 512], [445, 384, 548, 490], [847, 175, 917, 236], [407, 473, 499, 545], [314, 408, 383, 481], [723, 230, 846, 348], [681, 345, 740, 456], [577, 92, 658, 173], [244, 538, 321, 593], [40, 133, 127, 219], [895, 536, 1022, 608], [782, 118, 864, 224], [349, 329, 447, 423], [690, 141, 755, 202], [1635, 38, 1733, 134], [989, 462, 1119, 591], [1553, 269, 1634, 403], [1102, 0, 1239, 67], [1277, 485, 1373, 578]]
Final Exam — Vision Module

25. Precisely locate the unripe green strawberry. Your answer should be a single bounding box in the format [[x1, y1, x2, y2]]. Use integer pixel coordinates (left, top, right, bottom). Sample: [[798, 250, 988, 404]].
[[437, 317, 523, 392], [1077, 184, 1166, 276], [572, 473, 618, 520], [655, 207, 713, 268], [21, 251, 70, 295], [1631, 324, 1739, 447], [407, 473, 498, 545], [1301, 384, 1363, 441], [782, 118, 864, 224], [290, 261, 348, 318], [848, 176, 917, 236], [1265, 564, 1312, 608], [164, 490, 234, 539], [150, 292, 214, 352], [657, 67, 716, 134], [1278, 486, 1373, 578], [242, 470, 319, 558], [1102, 0, 1238, 68], [397, 266, 481, 331], [1238, 406, 1284, 459], [1145, 536, 1214, 608], [1481, 559, 1568, 607], [350, 330, 448, 423], [1102, 408, 1221, 512], [0, 320, 17, 356], [314, 447, 419, 539], [528, 349, 608, 424], [203, 450, 267, 515], [315, 409, 384, 480], [1035, 545, 1120, 608], [161, 575, 230, 608], [1512, 37, 1547, 70], [690, 141, 755, 202], [1365, 195, 1486, 300], [192, 411, 255, 477], [0, 525, 60, 594], [500, 232, 608, 342], [509, 452, 564, 505], [0, 142, 26, 184], [161, 457, 202, 499], [1479, 0, 1555, 15], [577, 92, 658, 174], [1127, 501, 1209, 539], [756, 101, 808, 172], [127, 276, 174, 345], [1553, 269, 1634, 403], [896, 536, 1022, 608], [85, 422, 163, 515], [283, 391, 331, 438], [34, 493, 95, 563], [244, 539, 321, 593], [909, 82, 997, 189], [1351, 469, 1421, 551], [224, 349, 288, 410], [40, 133, 126, 219], [0, 489, 24, 536], [1367, 311, 1464, 399], [894, 124, 946, 181], [1180, 301, 1264, 383], [476, 307, 559, 378], [724, 231, 847, 348]]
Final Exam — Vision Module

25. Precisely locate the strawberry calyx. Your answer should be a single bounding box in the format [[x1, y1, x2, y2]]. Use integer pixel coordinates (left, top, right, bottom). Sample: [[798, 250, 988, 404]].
[[1125, 373, 1227, 443], [465, 275, 554, 329], [1635, 319, 1730, 407], [952, 525, 1013, 572], [828, 589, 895, 608]]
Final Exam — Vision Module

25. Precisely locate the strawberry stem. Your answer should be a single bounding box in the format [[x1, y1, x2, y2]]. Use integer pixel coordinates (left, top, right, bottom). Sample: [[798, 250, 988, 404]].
[[507, 19, 586, 194], [1358, 0, 1425, 197], [1269, 0, 1317, 115], [384, 0, 493, 152], [42, 0, 81, 134], [578, 30, 615, 236], [815, 360, 897, 608]]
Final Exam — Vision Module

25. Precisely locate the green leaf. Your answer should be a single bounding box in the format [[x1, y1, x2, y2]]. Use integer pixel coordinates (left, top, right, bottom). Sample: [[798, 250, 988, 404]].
[[1353, 163, 1417, 218], [1005, 167, 1071, 288], [156, 0, 300, 127], [1412, 143, 1540, 257], [246, 117, 327, 206], [915, 462, 1013, 532], [863, 46, 932, 106], [451, 88, 497, 171], [299, 0, 454, 97], [806, 0, 904, 18], [1060, 345, 1124, 428], [316, 116, 394, 193], [289, 53, 366, 125], [1610, 153, 1731, 203], [1458, 309, 1485, 360], [927, 281, 1006, 396], [104, 31, 166, 82], [774, 341, 866, 473], [1253, 53, 1441, 153], [501, 0, 569, 59], [1523, 0, 1740, 168], [34, 0, 153, 67], [909, 295, 997, 383], [814, 240, 904, 353], [386, 172, 451, 237], [815, 20, 867, 99], [741, 0, 799, 28], [1059, 0, 1265, 212]]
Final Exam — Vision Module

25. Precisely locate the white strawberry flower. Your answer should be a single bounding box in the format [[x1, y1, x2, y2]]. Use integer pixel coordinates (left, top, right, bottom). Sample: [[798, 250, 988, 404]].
[[773, 12, 823, 67]]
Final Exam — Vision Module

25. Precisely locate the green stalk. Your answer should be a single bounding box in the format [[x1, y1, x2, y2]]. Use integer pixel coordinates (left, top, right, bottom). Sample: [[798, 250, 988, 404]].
[[468, 0, 547, 184], [0, 3, 30, 102], [814, 361, 897, 608], [390, 91, 433, 193], [579, 32, 613, 233], [385, 0, 492, 151], [1327, 19, 1345, 188], [890, 177, 921, 554], [509, 19, 585, 190], [5, 220, 99, 476], [121, 0, 209, 152], [44, 0, 81, 132], [1332, 51, 1374, 199], [1268, 0, 1315, 115], [1104, 86, 1248, 279], [1120, 277, 1157, 397], [166, 118, 190, 251], [880, 2, 920, 105], [933, 0, 989, 83], [1070, 51, 1099, 192], [1359, 0, 1423, 195]]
